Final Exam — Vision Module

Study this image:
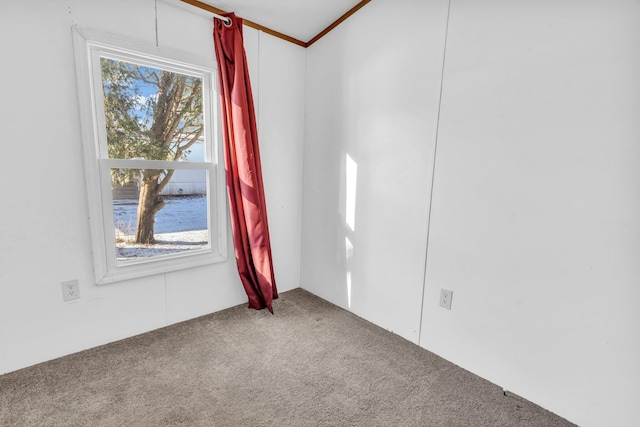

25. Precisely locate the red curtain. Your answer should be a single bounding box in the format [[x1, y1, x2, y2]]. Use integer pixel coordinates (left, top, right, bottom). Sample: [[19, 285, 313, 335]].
[[213, 13, 278, 312]]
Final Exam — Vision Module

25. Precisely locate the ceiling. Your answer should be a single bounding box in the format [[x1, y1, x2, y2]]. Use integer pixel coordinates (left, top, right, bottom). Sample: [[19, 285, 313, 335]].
[[199, 0, 366, 43]]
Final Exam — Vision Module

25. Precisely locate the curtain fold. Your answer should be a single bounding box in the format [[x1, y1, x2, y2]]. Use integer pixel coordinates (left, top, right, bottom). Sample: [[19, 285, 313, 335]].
[[213, 13, 278, 313]]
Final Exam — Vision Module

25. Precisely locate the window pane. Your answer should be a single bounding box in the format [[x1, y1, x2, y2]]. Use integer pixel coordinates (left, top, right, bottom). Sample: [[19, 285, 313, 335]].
[[100, 57, 204, 161], [111, 168, 210, 263]]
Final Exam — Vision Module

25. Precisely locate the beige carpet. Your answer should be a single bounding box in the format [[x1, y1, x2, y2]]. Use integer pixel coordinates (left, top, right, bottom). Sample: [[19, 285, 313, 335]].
[[0, 289, 575, 426]]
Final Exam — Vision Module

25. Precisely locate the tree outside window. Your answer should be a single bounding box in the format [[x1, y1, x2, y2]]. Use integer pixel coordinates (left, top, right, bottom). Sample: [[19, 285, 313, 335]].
[[73, 28, 227, 284]]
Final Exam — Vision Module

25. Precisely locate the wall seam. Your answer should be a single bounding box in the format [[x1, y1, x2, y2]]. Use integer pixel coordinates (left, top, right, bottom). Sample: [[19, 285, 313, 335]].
[[418, 0, 453, 347], [154, 0, 159, 47]]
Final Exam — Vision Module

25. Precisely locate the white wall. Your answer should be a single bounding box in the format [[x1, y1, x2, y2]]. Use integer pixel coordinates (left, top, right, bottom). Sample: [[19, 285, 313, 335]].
[[258, 34, 306, 294], [2, 0, 639, 424], [302, 0, 640, 426], [422, 1, 640, 426], [302, 0, 449, 342], [0, 0, 305, 375]]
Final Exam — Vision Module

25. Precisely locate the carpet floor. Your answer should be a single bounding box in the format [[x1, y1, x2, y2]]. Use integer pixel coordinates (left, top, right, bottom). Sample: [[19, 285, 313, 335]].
[[0, 288, 576, 426]]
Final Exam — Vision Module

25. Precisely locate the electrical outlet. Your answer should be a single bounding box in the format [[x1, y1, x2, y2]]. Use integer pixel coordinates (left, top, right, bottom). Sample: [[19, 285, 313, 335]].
[[439, 288, 453, 310], [61, 280, 80, 302]]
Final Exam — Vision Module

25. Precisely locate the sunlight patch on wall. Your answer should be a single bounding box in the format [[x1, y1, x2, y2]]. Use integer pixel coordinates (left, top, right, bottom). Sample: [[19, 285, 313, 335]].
[[345, 236, 354, 308], [346, 153, 358, 231], [344, 153, 358, 308]]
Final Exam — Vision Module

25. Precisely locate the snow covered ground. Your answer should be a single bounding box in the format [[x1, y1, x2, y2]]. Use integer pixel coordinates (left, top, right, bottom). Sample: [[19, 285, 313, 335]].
[[113, 195, 209, 260]]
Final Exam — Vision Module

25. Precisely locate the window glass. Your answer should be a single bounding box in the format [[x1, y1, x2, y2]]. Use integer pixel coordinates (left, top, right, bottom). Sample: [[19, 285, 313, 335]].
[[73, 28, 227, 284]]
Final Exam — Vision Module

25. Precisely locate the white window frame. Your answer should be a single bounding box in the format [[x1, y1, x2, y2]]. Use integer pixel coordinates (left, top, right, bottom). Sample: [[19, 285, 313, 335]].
[[72, 28, 227, 285]]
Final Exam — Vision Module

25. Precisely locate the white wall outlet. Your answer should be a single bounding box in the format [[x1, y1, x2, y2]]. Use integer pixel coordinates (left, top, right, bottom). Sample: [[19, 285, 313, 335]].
[[61, 280, 80, 301], [439, 288, 453, 310]]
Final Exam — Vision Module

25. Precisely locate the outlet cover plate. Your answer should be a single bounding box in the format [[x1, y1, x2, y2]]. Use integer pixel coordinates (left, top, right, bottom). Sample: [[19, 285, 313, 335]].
[[62, 280, 80, 302], [439, 288, 453, 310]]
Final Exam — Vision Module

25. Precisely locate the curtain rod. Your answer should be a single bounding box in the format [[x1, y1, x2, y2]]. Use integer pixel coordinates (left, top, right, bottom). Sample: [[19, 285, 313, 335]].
[[179, 0, 371, 48], [211, 12, 231, 26], [179, 0, 307, 47], [179, 1, 230, 26]]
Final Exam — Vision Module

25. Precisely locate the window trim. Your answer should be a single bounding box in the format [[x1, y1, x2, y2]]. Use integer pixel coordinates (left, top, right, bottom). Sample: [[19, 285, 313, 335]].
[[72, 27, 227, 285]]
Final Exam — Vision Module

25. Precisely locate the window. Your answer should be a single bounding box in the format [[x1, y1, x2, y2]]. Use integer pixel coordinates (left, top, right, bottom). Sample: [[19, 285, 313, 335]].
[[73, 28, 227, 284]]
